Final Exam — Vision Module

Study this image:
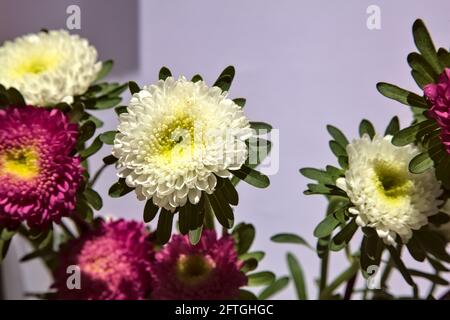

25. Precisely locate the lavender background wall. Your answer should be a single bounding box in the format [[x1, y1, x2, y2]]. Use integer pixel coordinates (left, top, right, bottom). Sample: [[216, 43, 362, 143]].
[[1, 0, 449, 299]]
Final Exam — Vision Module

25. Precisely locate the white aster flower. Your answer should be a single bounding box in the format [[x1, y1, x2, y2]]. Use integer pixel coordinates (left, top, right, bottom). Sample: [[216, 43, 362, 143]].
[[112, 76, 252, 211], [336, 134, 442, 246], [0, 30, 101, 106]]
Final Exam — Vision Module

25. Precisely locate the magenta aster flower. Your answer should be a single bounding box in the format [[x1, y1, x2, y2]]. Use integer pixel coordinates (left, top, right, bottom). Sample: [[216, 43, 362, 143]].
[[151, 230, 247, 300], [53, 219, 153, 300], [0, 106, 83, 229], [425, 68, 450, 153]]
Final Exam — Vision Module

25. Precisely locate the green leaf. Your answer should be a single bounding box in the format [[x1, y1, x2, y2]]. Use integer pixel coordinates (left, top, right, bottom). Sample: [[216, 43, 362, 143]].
[[156, 209, 174, 245], [248, 271, 276, 286], [386, 245, 416, 287], [437, 48, 450, 68], [314, 214, 340, 238], [84, 187, 103, 210], [330, 219, 358, 251], [376, 82, 428, 108], [96, 82, 128, 98], [0, 228, 15, 241], [406, 235, 426, 262], [392, 119, 437, 146], [338, 156, 349, 170], [186, 200, 204, 231], [360, 229, 383, 272], [143, 200, 159, 223], [233, 98, 246, 108], [233, 223, 255, 255], [326, 165, 344, 178], [95, 60, 113, 82], [220, 178, 239, 206], [103, 155, 118, 165], [329, 140, 347, 157], [409, 151, 434, 173], [359, 119, 376, 139], [384, 116, 400, 136], [407, 52, 438, 83], [128, 81, 140, 94], [304, 183, 346, 196], [238, 289, 258, 300], [427, 256, 449, 272], [245, 138, 272, 170], [326, 125, 349, 148], [258, 276, 289, 300], [75, 196, 94, 222], [191, 74, 203, 82], [7, 87, 26, 105], [231, 165, 270, 188], [0, 238, 12, 262], [287, 253, 307, 300], [108, 178, 134, 198], [20, 248, 52, 262], [115, 106, 128, 115], [412, 19, 442, 75], [77, 120, 96, 143], [188, 226, 203, 245], [37, 229, 53, 250], [299, 168, 333, 185], [241, 258, 258, 273], [239, 251, 265, 262], [159, 67, 172, 81], [408, 269, 448, 285], [213, 66, 235, 92], [416, 229, 450, 262], [429, 212, 450, 226], [436, 154, 450, 189], [177, 205, 191, 235], [99, 131, 117, 145], [250, 122, 272, 133], [411, 70, 432, 90], [270, 233, 312, 249], [92, 97, 121, 110], [84, 112, 104, 128], [78, 136, 103, 159], [207, 193, 234, 228]]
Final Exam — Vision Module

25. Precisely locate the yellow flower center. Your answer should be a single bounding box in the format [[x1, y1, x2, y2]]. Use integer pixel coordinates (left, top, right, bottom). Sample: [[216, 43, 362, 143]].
[[176, 254, 214, 285], [152, 112, 198, 164], [373, 160, 412, 201], [10, 51, 61, 78], [1, 147, 40, 180]]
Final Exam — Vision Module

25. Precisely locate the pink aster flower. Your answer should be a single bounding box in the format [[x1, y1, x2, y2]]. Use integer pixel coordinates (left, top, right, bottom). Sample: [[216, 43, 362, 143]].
[[53, 219, 153, 300], [425, 68, 450, 153], [151, 230, 247, 300], [0, 106, 83, 229]]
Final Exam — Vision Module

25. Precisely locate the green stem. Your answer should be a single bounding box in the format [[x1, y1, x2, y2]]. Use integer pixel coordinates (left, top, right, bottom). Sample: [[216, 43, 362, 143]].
[[89, 163, 108, 187], [380, 256, 394, 289], [59, 221, 76, 239], [16, 225, 53, 274], [319, 260, 359, 300], [319, 244, 330, 295], [343, 273, 358, 300]]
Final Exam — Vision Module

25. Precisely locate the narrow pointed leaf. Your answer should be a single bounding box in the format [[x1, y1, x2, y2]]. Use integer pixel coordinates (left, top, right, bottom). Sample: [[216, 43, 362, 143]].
[[258, 277, 289, 300], [159, 67, 172, 81], [287, 253, 308, 300], [231, 165, 270, 188], [143, 200, 159, 223], [412, 19, 442, 75], [156, 210, 174, 244], [377, 82, 428, 108]]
